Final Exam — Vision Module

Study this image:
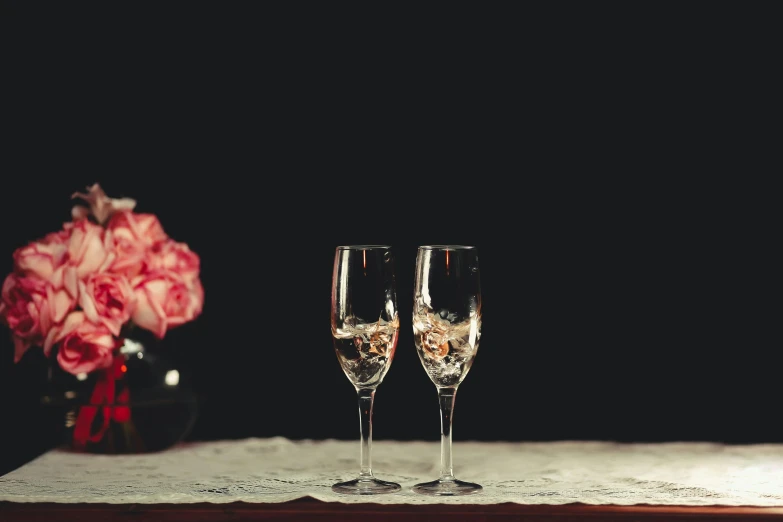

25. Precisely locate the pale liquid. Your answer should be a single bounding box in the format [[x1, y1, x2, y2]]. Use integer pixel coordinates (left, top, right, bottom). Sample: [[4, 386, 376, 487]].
[[333, 317, 399, 388], [413, 310, 481, 387]]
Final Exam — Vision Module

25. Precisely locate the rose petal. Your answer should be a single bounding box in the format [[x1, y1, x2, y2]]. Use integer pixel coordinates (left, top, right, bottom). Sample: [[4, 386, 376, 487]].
[[64, 266, 78, 298], [43, 327, 59, 356], [59, 311, 86, 340], [132, 288, 167, 338], [78, 280, 100, 325], [78, 235, 108, 277], [40, 287, 54, 335], [13, 336, 31, 363], [50, 265, 64, 288], [98, 251, 116, 273], [101, 316, 122, 337], [18, 253, 55, 280]]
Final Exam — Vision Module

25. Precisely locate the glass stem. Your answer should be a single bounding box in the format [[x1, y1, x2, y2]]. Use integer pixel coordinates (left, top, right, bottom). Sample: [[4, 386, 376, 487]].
[[357, 387, 375, 479], [438, 386, 457, 481]]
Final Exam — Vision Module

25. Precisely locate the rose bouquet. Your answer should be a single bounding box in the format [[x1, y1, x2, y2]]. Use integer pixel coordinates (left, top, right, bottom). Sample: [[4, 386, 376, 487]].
[[0, 184, 203, 451], [1, 184, 203, 373]]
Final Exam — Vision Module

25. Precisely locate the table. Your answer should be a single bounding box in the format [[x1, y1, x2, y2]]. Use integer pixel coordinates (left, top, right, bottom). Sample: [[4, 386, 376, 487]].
[[3, 500, 783, 521], [2, 438, 783, 521], [4, 500, 783, 521]]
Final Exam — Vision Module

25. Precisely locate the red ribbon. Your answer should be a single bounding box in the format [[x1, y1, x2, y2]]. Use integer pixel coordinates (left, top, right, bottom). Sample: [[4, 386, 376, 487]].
[[72, 356, 131, 450]]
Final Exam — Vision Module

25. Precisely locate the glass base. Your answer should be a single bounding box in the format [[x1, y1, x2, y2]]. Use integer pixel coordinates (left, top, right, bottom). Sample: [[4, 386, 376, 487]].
[[412, 478, 483, 496], [332, 477, 402, 495]]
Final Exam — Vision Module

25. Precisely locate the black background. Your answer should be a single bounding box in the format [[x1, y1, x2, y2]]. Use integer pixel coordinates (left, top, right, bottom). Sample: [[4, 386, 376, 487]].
[[0, 3, 779, 476]]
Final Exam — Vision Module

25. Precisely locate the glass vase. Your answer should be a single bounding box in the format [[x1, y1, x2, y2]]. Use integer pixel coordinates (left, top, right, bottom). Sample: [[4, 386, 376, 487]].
[[41, 331, 198, 454]]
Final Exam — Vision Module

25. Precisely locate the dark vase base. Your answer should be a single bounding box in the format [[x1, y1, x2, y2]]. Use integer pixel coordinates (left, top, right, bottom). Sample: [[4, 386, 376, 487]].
[[42, 333, 198, 454]]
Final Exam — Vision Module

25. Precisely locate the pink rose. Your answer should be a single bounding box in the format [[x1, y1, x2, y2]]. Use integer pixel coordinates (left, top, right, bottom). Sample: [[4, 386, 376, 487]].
[[79, 273, 136, 336], [3, 275, 46, 337], [0, 275, 46, 356], [45, 311, 116, 375], [103, 231, 150, 279], [107, 211, 167, 247], [21, 227, 80, 298], [150, 240, 200, 283], [68, 220, 112, 279], [13, 232, 70, 280], [1, 274, 76, 361], [131, 270, 203, 338], [103, 211, 167, 279]]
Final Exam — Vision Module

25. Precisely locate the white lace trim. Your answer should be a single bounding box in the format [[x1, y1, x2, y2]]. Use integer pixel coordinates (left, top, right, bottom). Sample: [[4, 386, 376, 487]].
[[2, 438, 782, 505]]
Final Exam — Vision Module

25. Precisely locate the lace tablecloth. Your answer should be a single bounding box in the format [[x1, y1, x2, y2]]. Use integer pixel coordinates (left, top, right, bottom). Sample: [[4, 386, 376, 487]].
[[1, 438, 782, 506]]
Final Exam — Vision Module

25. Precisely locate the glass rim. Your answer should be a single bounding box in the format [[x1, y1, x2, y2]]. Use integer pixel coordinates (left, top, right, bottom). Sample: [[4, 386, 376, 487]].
[[336, 245, 392, 250], [418, 245, 476, 250]]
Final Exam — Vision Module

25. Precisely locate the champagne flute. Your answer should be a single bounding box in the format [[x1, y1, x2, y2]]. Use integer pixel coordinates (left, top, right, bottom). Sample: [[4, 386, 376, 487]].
[[331, 245, 401, 494], [412, 245, 482, 496]]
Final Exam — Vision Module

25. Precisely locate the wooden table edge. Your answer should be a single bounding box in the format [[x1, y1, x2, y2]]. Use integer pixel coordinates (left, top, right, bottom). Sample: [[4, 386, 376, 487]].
[[3, 498, 783, 520]]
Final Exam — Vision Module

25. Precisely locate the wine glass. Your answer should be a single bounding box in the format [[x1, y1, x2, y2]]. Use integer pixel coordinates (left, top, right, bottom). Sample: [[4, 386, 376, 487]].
[[331, 245, 401, 495], [412, 245, 482, 496]]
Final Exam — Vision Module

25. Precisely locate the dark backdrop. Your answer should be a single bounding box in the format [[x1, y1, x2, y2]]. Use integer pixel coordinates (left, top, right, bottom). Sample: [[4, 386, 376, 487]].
[[1, 2, 778, 475]]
